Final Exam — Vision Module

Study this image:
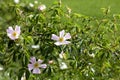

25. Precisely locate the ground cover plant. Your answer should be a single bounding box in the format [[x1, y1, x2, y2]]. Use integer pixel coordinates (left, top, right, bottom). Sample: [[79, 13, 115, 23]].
[[0, 0, 120, 80]]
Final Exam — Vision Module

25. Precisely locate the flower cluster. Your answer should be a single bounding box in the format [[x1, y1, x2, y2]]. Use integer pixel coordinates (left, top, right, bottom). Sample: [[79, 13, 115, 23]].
[[7, 26, 71, 45], [6, 25, 71, 74], [51, 30, 71, 70]]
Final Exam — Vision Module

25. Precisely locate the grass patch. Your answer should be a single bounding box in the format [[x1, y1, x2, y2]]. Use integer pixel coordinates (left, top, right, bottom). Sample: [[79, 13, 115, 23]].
[[34, 0, 120, 18]]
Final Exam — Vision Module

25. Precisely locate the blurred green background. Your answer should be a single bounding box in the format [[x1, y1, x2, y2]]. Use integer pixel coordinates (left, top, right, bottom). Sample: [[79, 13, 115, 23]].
[[33, 0, 120, 18]]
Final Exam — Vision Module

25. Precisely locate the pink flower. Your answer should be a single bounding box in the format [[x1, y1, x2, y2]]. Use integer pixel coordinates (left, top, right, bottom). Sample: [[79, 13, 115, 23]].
[[28, 57, 47, 74], [51, 30, 71, 46], [38, 4, 46, 11], [6, 25, 21, 40]]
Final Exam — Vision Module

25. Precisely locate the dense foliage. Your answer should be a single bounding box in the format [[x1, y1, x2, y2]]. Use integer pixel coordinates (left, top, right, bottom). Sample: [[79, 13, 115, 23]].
[[0, 0, 120, 80]]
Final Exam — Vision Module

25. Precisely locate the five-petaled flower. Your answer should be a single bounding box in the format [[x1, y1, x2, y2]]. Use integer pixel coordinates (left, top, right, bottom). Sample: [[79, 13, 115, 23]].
[[6, 25, 21, 40], [51, 30, 71, 46], [28, 57, 47, 74]]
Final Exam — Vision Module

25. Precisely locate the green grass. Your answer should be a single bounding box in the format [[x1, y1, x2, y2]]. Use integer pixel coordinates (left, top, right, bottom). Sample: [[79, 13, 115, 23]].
[[33, 0, 120, 18]]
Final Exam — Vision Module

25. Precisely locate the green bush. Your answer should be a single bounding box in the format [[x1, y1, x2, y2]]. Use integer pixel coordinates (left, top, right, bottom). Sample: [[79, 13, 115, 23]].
[[0, 0, 120, 80]]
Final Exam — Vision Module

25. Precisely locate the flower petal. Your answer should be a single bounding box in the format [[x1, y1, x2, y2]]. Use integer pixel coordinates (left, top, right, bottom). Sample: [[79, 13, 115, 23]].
[[28, 64, 34, 71], [32, 68, 41, 74], [59, 51, 64, 59], [40, 64, 47, 69], [62, 41, 71, 45], [51, 34, 59, 41], [7, 27, 13, 34], [60, 62, 68, 70], [54, 42, 63, 46], [38, 59, 43, 64], [7, 34, 17, 40], [30, 57, 36, 63], [64, 33, 71, 40], [55, 41, 70, 46], [60, 30, 65, 37], [15, 25, 21, 35]]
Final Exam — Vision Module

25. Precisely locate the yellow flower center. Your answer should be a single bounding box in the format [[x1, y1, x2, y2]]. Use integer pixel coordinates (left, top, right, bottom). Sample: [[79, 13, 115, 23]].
[[59, 37, 64, 42], [12, 32, 17, 37], [34, 62, 39, 68]]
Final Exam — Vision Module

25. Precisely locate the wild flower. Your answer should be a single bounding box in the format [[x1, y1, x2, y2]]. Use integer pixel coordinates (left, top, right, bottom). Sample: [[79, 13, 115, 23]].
[[60, 62, 68, 70], [29, 3, 34, 7], [28, 57, 47, 74], [38, 4, 46, 11], [6, 25, 21, 40], [14, 0, 19, 4], [51, 30, 71, 46]]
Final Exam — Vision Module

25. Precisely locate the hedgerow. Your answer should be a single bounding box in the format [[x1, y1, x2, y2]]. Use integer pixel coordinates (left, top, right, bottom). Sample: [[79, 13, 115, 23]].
[[0, 0, 120, 80]]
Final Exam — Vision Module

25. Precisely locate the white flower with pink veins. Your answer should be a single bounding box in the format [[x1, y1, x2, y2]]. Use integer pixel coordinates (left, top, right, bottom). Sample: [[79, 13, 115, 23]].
[[51, 30, 71, 46], [6, 25, 21, 40], [28, 57, 47, 74]]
